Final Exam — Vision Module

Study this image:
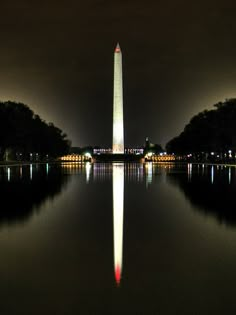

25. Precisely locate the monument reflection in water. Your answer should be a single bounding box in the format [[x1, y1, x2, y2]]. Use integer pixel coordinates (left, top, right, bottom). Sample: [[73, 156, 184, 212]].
[[112, 163, 124, 286]]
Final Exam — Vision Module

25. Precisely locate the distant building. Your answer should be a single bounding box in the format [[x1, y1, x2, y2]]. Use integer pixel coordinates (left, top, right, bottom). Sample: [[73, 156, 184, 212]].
[[93, 147, 143, 155]]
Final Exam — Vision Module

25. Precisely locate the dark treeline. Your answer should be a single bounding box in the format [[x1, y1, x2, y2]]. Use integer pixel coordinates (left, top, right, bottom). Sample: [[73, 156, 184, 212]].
[[70, 146, 94, 155], [144, 137, 163, 154], [0, 101, 70, 160], [166, 99, 236, 159]]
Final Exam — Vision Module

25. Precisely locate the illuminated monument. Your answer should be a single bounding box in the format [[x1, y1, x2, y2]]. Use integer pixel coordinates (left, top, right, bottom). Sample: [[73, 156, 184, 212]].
[[113, 43, 124, 154]]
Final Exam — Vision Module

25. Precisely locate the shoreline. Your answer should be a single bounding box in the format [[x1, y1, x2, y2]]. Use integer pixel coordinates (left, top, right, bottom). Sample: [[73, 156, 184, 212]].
[[0, 161, 57, 167], [1, 160, 236, 168]]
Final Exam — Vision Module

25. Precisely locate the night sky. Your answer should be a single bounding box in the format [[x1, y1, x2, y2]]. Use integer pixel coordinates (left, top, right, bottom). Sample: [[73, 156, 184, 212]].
[[1, 0, 236, 148]]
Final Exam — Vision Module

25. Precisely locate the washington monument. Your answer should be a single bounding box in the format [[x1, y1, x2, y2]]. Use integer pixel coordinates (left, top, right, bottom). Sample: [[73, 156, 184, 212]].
[[112, 43, 124, 154]]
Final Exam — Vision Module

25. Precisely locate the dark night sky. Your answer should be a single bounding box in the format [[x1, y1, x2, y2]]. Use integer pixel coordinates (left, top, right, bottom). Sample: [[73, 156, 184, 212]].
[[1, 0, 236, 147]]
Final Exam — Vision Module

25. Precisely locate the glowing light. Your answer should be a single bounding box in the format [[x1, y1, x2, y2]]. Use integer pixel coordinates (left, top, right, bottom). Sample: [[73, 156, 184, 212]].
[[30, 164, 33, 180], [60, 154, 86, 162], [211, 165, 214, 184], [46, 163, 49, 175], [148, 154, 175, 162], [115, 265, 121, 285], [84, 152, 92, 159], [188, 163, 192, 182], [229, 167, 231, 184], [113, 164, 124, 286], [202, 164, 205, 175], [7, 167, 10, 181], [146, 162, 153, 186], [146, 152, 153, 158], [85, 162, 91, 183], [115, 43, 121, 53]]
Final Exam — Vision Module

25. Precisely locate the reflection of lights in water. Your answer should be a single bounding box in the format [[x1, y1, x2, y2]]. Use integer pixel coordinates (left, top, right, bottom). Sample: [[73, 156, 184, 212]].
[[229, 167, 231, 184], [20, 166, 23, 178], [93, 163, 99, 180], [46, 163, 49, 176], [85, 162, 91, 183], [113, 164, 124, 286], [137, 165, 144, 182], [202, 164, 205, 175], [60, 162, 84, 175], [30, 164, 33, 180], [93, 163, 110, 181], [145, 162, 153, 187], [187, 163, 192, 182], [211, 166, 214, 184], [7, 167, 10, 181]]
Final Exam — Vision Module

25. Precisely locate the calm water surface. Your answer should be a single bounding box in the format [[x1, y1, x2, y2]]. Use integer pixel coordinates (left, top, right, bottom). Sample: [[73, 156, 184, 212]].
[[1, 162, 236, 314]]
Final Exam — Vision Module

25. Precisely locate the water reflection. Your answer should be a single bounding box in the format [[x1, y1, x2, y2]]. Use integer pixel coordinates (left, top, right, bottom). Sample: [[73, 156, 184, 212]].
[[7, 167, 10, 181], [166, 164, 236, 226], [126, 163, 144, 182], [1, 162, 236, 314], [187, 163, 192, 182], [85, 162, 91, 183], [211, 165, 214, 184], [113, 163, 124, 286], [145, 162, 153, 187], [202, 163, 205, 175], [229, 167, 231, 184], [0, 164, 69, 226], [92, 163, 145, 183], [30, 163, 33, 180]]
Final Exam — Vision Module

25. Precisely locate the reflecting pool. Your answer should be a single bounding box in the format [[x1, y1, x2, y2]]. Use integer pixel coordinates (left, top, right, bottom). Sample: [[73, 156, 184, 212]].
[[1, 162, 236, 314]]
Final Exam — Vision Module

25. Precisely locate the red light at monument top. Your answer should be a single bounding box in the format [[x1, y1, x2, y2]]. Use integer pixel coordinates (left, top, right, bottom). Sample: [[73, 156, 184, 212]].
[[115, 43, 121, 53]]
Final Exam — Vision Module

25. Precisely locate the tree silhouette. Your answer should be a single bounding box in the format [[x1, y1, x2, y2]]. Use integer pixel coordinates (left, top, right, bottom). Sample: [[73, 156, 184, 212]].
[[166, 99, 236, 159], [0, 101, 70, 160]]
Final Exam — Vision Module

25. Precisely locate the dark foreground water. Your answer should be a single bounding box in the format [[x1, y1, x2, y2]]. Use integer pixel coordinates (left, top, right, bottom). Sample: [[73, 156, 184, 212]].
[[1, 162, 236, 315]]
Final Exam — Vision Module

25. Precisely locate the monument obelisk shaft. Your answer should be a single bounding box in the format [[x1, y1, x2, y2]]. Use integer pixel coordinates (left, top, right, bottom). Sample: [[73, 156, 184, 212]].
[[113, 43, 124, 154]]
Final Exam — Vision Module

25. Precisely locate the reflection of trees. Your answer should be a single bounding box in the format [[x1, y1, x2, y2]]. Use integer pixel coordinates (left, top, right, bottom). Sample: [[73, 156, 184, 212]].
[[0, 166, 69, 226], [167, 171, 236, 226]]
